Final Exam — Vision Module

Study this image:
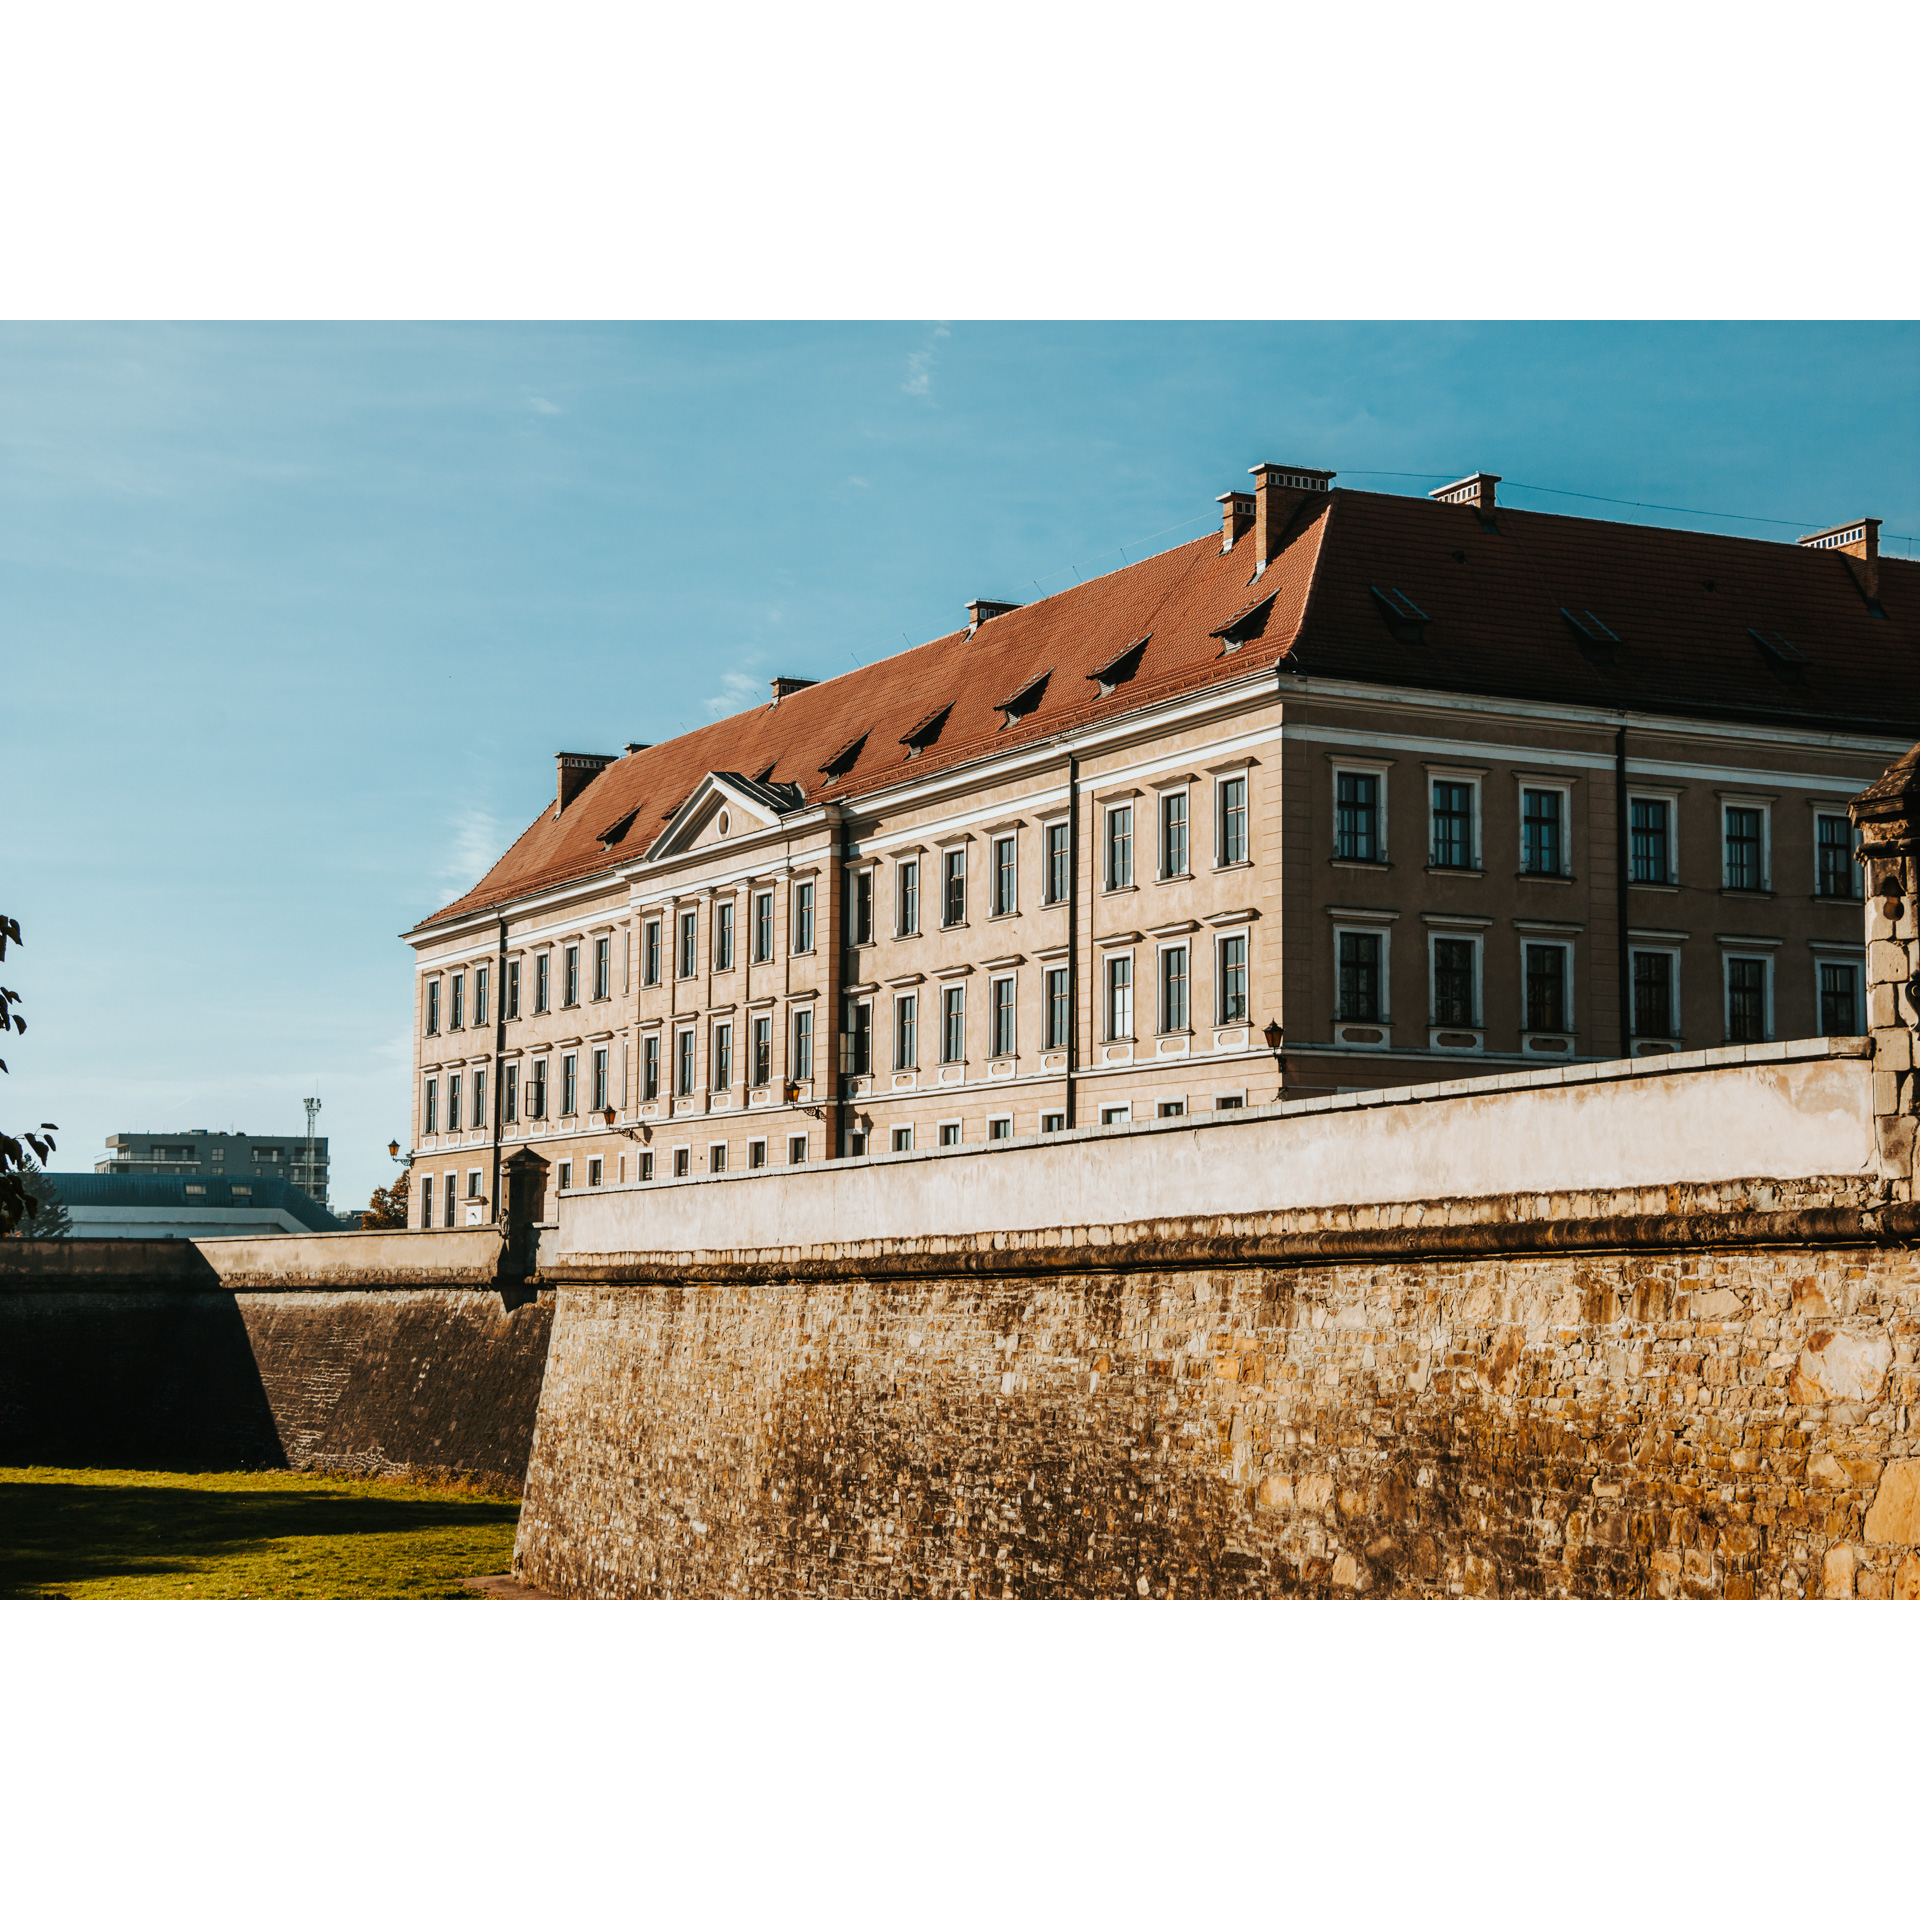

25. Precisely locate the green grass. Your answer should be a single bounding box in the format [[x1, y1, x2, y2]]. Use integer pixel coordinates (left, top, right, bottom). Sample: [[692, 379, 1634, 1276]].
[[0, 1466, 521, 1599]]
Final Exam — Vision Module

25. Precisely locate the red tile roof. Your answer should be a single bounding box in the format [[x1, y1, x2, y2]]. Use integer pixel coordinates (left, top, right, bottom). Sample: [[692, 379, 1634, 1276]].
[[413, 490, 1918, 933]]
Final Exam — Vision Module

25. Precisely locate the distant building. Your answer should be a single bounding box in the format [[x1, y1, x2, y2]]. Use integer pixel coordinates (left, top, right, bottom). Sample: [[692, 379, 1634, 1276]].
[[97, 1129, 330, 1209], [48, 1172, 348, 1238]]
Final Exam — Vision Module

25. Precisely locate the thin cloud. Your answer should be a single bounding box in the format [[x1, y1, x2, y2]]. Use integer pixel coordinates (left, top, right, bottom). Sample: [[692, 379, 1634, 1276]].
[[525, 395, 561, 415], [901, 323, 951, 398], [702, 670, 764, 719], [439, 806, 505, 892]]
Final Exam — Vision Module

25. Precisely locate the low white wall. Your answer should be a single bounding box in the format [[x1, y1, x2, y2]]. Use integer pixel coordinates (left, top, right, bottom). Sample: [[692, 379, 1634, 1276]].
[[555, 1039, 1877, 1259]]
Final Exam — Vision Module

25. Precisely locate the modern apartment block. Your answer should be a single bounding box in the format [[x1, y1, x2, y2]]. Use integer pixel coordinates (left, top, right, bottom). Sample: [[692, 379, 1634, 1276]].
[[97, 1129, 330, 1208], [403, 463, 1917, 1227]]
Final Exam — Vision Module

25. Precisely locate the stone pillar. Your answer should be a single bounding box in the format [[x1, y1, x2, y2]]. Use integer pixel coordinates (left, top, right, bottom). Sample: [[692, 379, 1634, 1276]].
[[1851, 743, 1920, 1198]]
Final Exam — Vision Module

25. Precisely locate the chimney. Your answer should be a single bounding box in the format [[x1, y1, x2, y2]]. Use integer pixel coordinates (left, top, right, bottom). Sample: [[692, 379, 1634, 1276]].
[[1429, 472, 1500, 515], [769, 677, 817, 706], [1217, 491, 1255, 552], [1800, 517, 1881, 600], [964, 599, 1023, 637], [1249, 463, 1336, 574], [555, 751, 615, 816], [623, 742, 650, 756]]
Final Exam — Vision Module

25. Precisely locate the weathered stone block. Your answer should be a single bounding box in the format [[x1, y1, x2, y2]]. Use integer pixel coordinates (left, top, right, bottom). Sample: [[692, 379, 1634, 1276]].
[[1864, 1460, 1920, 1546]]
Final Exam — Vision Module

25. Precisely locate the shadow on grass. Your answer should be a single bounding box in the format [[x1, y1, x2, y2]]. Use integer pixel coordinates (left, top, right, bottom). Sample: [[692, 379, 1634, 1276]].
[[0, 1479, 522, 1597]]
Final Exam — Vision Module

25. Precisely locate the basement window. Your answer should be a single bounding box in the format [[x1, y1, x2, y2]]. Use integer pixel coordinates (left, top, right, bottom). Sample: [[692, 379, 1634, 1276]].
[[1561, 607, 1623, 648], [1087, 635, 1150, 695], [899, 703, 954, 758], [1371, 585, 1429, 641], [993, 670, 1051, 728], [817, 732, 869, 784]]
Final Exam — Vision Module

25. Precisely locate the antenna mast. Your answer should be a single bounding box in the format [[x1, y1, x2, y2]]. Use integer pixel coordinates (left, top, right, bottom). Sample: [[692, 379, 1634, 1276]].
[[303, 1096, 321, 1204]]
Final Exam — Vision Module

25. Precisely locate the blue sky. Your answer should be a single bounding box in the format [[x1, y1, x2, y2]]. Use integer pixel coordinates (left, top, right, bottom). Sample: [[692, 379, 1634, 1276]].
[[5, 321, 1917, 1208]]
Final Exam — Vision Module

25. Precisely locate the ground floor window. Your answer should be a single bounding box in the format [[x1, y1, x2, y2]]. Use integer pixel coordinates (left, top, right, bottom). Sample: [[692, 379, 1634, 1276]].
[[1632, 950, 1676, 1039], [1819, 961, 1862, 1037], [787, 1136, 808, 1165], [1041, 1111, 1066, 1132], [1101, 1104, 1130, 1126], [1727, 955, 1770, 1043], [891, 1126, 913, 1152], [673, 1147, 690, 1177], [989, 1117, 1011, 1140], [939, 1122, 961, 1146]]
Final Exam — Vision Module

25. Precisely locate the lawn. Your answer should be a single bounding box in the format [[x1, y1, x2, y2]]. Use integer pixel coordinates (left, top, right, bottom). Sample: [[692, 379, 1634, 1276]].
[[0, 1466, 521, 1599]]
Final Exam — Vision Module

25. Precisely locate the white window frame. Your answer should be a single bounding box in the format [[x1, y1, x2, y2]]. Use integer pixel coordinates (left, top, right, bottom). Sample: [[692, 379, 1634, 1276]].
[[1041, 815, 1071, 904], [896, 857, 920, 936], [592, 1046, 609, 1112], [1156, 1098, 1187, 1118], [1718, 795, 1773, 893], [1330, 758, 1391, 865], [1214, 929, 1252, 1028], [1627, 786, 1682, 888], [790, 1006, 814, 1083], [586, 1155, 603, 1189], [890, 1124, 914, 1154], [1214, 770, 1252, 869], [1157, 939, 1192, 1034], [938, 1120, 962, 1147], [1426, 928, 1483, 1030], [1156, 779, 1192, 880], [1812, 951, 1864, 1036], [989, 972, 1018, 1058], [711, 1020, 733, 1091], [990, 832, 1019, 918], [1811, 807, 1862, 901], [1040, 1109, 1067, 1133], [786, 1134, 809, 1165], [748, 1137, 769, 1168], [941, 847, 968, 928], [1104, 951, 1135, 1040], [1103, 802, 1135, 891], [791, 880, 816, 954], [642, 918, 663, 987], [987, 1115, 1013, 1140], [1519, 937, 1577, 1036], [1721, 947, 1774, 1045], [1044, 964, 1071, 1050], [893, 991, 918, 1071], [1330, 919, 1391, 1026], [752, 890, 776, 963], [675, 1026, 697, 1097], [1425, 767, 1483, 872], [1517, 778, 1574, 878], [1099, 1102, 1132, 1127], [1626, 940, 1684, 1048]]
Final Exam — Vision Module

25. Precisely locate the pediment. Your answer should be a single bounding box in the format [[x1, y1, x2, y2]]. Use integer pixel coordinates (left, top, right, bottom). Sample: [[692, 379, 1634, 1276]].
[[645, 771, 802, 861]]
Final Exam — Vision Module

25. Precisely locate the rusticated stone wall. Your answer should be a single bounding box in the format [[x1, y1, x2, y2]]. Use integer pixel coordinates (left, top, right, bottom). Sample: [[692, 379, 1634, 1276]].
[[513, 1180, 1920, 1599]]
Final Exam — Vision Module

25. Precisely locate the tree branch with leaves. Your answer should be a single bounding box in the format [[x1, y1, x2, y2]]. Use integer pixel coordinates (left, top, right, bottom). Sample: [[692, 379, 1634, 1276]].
[[1, 914, 59, 1238]]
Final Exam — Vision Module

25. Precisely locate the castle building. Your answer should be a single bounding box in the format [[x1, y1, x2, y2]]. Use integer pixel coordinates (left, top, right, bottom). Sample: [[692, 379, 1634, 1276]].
[[402, 463, 1917, 1228]]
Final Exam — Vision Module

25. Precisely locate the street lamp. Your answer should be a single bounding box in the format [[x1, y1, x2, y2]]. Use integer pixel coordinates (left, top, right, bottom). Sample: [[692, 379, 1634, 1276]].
[[1262, 1019, 1285, 1098]]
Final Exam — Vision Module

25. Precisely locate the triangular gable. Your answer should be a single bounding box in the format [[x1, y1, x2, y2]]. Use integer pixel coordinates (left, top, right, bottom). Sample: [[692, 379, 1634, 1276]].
[[644, 771, 800, 862]]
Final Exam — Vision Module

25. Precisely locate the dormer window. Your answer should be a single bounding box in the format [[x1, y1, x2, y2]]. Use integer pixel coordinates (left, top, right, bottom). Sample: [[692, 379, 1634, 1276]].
[[1371, 585, 1429, 642], [1561, 607, 1623, 648], [899, 704, 953, 758], [993, 671, 1050, 728], [818, 732, 869, 783], [1210, 592, 1277, 655], [1750, 627, 1805, 670], [597, 807, 640, 850], [1087, 636, 1149, 696]]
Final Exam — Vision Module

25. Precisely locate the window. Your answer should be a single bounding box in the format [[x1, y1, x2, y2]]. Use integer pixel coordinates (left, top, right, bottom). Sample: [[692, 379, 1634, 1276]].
[[749, 1139, 768, 1168], [842, 1002, 871, 1077], [561, 1053, 577, 1116], [791, 1007, 814, 1082], [1045, 966, 1069, 1049], [712, 901, 734, 972], [474, 966, 489, 1027], [1816, 814, 1860, 899], [1157, 1099, 1185, 1118], [639, 1150, 654, 1180], [844, 1130, 867, 1157], [942, 850, 966, 926], [535, 952, 551, 1013], [710, 1144, 727, 1174], [447, 1072, 462, 1132], [643, 1035, 660, 1102], [753, 892, 774, 963], [1219, 775, 1249, 866], [1432, 938, 1476, 1027], [1105, 805, 1134, 889], [1042, 1112, 1066, 1132], [1521, 788, 1564, 876], [939, 1122, 961, 1147], [847, 871, 873, 946], [1160, 946, 1189, 1032], [1045, 822, 1070, 903], [676, 1029, 696, 1097], [1430, 781, 1474, 870], [752, 1016, 773, 1086], [891, 1126, 914, 1153], [530, 1057, 548, 1119], [472, 1068, 486, 1128], [594, 936, 611, 999], [587, 1156, 603, 1189], [894, 994, 917, 1070], [897, 860, 919, 935], [942, 986, 966, 1062], [425, 979, 440, 1035], [1336, 772, 1381, 862], [563, 946, 580, 1007], [989, 1118, 1011, 1140], [423, 1079, 438, 1134], [991, 977, 1015, 1056], [1215, 1094, 1245, 1111], [1726, 955, 1769, 1042], [468, 1169, 483, 1199], [792, 882, 815, 953], [712, 1023, 733, 1090], [419, 1173, 433, 1227], [505, 1063, 519, 1123], [1632, 950, 1675, 1039], [1106, 954, 1134, 1038], [1218, 934, 1248, 1025], [1524, 944, 1569, 1033], [642, 920, 662, 986], [1101, 1104, 1130, 1126], [674, 1147, 690, 1178], [1160, 789, 1189, 878], [507, 960, 520, 1018], [788, 1136, 808, 1165], [1820, 961, 1862, 1037], [992, 835, 1017, 916], [557, 1161, 572, 1192], [592, 1047, 609, 1112], [445, 1178, 457, 1228], [678, 912, 697, 978], [450, 974, 464, 1030], [1630, 798, 1671, 885], [1337, 932, 1381, 1021], [1724, 806, 1765, 891]]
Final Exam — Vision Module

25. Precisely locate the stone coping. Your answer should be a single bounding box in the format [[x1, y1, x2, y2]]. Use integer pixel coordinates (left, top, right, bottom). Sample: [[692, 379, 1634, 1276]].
[[0, 1227, 515, 1291]]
